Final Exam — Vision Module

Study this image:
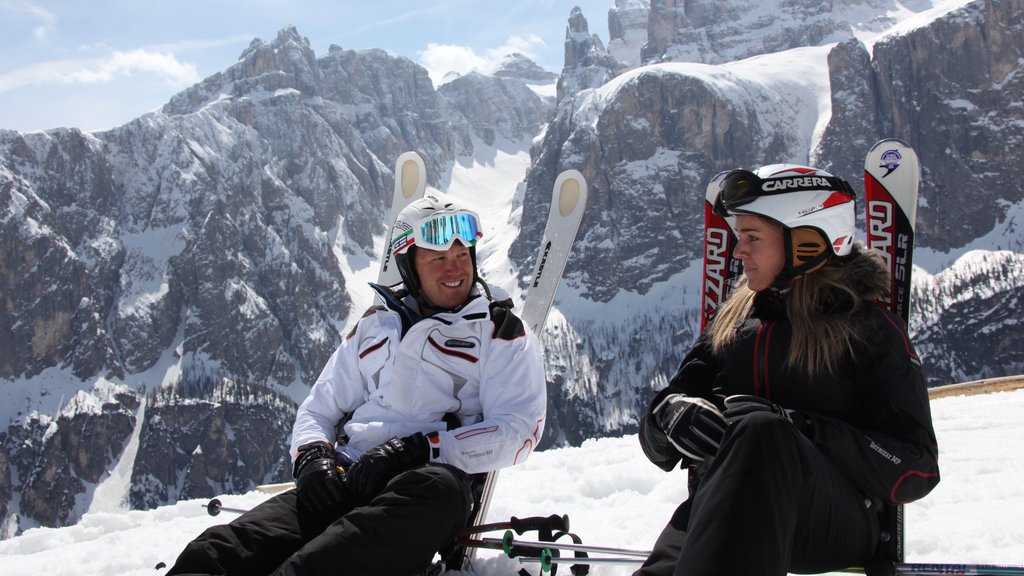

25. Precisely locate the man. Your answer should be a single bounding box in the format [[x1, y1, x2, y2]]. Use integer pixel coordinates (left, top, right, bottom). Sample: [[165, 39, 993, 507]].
[[168, 192, 546, 575]]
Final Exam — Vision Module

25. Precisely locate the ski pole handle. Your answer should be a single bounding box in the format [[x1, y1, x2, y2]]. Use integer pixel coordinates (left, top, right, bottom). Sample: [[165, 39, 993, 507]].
[[510, 514, 570, 535], [461, 513, 570, 536]]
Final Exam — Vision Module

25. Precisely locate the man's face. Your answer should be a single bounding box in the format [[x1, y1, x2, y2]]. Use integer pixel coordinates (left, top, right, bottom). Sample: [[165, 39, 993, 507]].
[[413, 241, 474, 310]]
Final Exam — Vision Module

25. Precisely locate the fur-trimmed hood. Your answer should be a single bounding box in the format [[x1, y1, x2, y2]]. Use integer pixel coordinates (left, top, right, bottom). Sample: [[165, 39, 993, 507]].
[[830, 242, 890, 302], [751, 241, 890, 319]]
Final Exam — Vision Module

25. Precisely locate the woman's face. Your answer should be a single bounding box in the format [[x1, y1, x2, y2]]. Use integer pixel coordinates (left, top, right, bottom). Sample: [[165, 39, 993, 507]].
[[733, 214, 786, 292]]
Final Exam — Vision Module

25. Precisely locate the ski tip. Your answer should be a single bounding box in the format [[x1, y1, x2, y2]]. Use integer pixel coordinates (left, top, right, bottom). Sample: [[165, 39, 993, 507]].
[[864, 139, 920, 187], [553, 169, 588, 218], [395, 151, 426, 201], [868, 138, 912, 153]]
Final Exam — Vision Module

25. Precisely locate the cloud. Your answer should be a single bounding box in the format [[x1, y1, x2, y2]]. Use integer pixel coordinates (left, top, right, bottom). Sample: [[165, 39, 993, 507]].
[[0, 49, 200, 93], [486, 33, 546, 60], [419, 43, 489, 84], [0, 0, 55, 23], [419, 34, 547, 85], [1, 0, 57, 41]]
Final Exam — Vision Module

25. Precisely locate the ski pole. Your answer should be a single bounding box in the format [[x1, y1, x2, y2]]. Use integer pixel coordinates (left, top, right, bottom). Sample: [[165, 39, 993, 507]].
[[203, 498, 248, 517], [519, 553, 644, 572], [460, 531, 651, 558]]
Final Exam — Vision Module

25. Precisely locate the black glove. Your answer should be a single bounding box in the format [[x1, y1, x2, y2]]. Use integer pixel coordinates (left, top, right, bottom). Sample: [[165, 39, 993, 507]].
[[344, 433, 430, 503], [722, 395, 813, 437], [293, 441, 349, 517], [652, 394, 727, 463]]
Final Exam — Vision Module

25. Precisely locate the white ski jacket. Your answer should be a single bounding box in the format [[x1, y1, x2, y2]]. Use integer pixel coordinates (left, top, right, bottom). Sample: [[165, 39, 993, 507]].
[[290, 283, 546, 475]]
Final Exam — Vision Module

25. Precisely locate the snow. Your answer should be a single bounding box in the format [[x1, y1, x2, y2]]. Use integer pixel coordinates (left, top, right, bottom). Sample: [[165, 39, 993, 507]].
[[88, 397, 147, 515], [0, 388, 1020, 575], [589, 44, 834, 166], [854, 0, 980, 49], [915, 200, 1024, 273]]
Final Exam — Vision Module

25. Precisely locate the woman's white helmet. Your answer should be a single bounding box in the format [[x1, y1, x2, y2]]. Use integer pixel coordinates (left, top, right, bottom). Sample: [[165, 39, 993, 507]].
[[714, 164, 856, 274], [389, 192, 483, 295]]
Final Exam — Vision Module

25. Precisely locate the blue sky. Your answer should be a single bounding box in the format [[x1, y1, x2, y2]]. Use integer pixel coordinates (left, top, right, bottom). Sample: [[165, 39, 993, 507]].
[[0, 1, 616, 133]]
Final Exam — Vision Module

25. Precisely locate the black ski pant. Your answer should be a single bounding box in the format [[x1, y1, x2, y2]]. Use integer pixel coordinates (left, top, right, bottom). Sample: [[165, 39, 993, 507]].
[[634, 411, 881, 576], [167, 463, 473, 576]]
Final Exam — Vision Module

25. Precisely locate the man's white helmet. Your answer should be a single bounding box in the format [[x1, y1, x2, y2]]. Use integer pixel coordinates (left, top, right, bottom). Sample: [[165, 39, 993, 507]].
[[714, 164, 856, 274], [389, 192, 483, 295]]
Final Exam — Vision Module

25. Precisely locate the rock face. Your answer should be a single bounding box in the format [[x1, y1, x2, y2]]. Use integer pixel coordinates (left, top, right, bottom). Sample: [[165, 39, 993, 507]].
[[519, 0, 1024, 444], [0, 26, 553, 536], [129, 380, 295, 510], [640, 0, 896, 64], [608, 0, 651, 68], [1, 383, 137, 531], [2, 2, 1024, 535], [558, 7, 623, 101]]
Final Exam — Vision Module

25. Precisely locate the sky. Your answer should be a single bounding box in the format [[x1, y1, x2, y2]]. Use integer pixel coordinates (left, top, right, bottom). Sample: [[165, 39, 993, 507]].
[[1, 387, 1022, 575], [0, 0, 617, 133]]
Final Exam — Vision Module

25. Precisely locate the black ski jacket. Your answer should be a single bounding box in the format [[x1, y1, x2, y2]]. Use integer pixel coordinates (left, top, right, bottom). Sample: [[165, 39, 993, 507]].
[[640, 246, 940, 505]]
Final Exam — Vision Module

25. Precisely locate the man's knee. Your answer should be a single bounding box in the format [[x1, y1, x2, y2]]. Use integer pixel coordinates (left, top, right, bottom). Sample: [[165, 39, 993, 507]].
[[398, 464, 472, 509]]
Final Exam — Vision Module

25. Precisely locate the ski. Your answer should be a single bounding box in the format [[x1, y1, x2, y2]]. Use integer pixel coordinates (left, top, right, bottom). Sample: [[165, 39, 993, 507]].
[[864, 139, 920, 574], [378, 151, 427, 286], [865, 138, 919, 326], [519, 169, 589, 335], [451, 169, 589, 571], [700, 170, 740, 331], [516, 556, 1024, 576]]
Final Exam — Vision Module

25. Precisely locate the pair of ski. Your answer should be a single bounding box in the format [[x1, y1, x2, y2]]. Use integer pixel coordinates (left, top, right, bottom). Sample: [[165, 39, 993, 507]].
[[700, 139, 918, 331], [379, 152, 589, 572]]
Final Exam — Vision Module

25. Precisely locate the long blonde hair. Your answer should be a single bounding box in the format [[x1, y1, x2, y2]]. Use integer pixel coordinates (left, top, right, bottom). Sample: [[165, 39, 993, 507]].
[[707, 246, 885, 377]]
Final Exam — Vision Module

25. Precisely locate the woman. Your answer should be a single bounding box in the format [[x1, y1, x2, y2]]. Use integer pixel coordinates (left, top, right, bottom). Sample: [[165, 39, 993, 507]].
[[636, 164, 940, 576]]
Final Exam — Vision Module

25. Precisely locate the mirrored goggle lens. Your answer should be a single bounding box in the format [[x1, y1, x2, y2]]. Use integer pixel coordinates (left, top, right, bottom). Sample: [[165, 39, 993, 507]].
[[714, 170, 760, 216], [418, 212, 481, 248]]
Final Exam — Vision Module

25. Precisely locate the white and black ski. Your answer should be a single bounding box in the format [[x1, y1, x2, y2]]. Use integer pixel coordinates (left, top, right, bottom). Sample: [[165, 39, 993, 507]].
[[700, 170, 741, 332], [454, 169, 589, 570], [378, 151, 428, 286], [865, 138, 920, 326], [864, 138, 920, 571]]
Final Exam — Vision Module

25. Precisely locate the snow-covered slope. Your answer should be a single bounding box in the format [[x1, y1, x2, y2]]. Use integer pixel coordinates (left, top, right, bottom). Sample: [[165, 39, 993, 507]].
[[0, 388, 1021, 575]]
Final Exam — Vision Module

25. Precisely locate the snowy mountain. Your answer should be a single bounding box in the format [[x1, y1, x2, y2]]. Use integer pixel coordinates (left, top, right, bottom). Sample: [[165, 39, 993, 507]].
[[1, 0, 1023, 536]]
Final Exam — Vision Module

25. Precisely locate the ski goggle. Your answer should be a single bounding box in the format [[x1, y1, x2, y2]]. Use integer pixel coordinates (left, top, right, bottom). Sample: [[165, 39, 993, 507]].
[[713, 169, 854, 217], [392, 211, 482, 255]]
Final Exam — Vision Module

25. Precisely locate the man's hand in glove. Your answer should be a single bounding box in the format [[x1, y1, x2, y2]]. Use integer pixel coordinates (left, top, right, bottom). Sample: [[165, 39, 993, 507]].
[[293, 441, 349, 517], [722, 395, 813, 437], [344, 433, 430, 503], [653, 394, 727, 463]]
